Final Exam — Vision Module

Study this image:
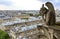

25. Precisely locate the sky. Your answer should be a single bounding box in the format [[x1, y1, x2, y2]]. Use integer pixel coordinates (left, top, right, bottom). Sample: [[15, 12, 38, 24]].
[[0, 0, 60, 10]]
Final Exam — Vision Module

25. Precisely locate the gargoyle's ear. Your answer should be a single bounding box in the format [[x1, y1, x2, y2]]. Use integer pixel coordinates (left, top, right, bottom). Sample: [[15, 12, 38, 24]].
[[42, 4, 44, 7]]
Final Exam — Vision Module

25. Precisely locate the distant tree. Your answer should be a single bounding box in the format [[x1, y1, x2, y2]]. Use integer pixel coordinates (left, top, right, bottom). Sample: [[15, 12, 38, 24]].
[[0, 30, 10, 39], [28, 13, 33, 16], [34, 14, 41, 17]]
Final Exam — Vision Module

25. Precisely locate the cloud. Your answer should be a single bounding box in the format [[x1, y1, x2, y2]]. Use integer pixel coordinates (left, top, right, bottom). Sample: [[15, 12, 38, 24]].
[[0, 0, 43, 10], [11, 0, 43, 10], [0, 5, 16, 10], [38, 0, 60, 10], [0, 0, 60, 10], [38, 0, 60, 3]]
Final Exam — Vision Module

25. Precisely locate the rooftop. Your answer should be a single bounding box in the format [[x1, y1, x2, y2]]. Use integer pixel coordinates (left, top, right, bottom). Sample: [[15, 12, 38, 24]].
[[11, 23, 42, 33], [1, 17, 41, 26]]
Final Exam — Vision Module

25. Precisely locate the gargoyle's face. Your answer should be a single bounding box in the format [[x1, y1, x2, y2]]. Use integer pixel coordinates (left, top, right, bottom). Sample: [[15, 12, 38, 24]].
[[40, 8, 47, 15]]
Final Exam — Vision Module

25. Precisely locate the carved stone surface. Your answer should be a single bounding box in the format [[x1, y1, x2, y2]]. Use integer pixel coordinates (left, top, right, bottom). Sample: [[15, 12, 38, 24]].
[[39, 2, 57, 39], [39, 4, 48, 23], [39, 2, 56, 25], [45, 2, 56, 25]]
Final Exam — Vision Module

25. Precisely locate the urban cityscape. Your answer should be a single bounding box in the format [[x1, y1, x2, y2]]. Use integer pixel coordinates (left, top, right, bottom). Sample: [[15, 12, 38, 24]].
[[0, 0, 60, 39]]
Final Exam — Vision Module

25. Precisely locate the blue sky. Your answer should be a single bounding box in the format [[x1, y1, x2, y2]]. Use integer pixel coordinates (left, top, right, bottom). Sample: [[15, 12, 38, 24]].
[[0, 0, 12, 6], [0, 0, 60, 10]]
